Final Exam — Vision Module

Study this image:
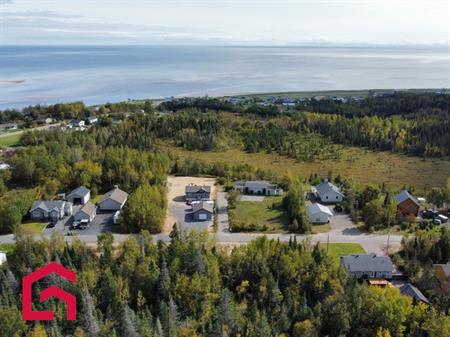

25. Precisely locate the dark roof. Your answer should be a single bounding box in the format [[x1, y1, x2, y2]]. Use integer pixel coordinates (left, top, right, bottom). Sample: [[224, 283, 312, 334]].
[[192, 201, 214, 214], [400, 283, 430, 304], [30, 201, 67, 213], [77, 202, 96, 217], [340, 254, 393, 273], [395, 190, 419, 206], [315, 181, 344, 197], [185, 185, 211, 194], [100, 187, 128, 205], [67, 186, 90, 198]]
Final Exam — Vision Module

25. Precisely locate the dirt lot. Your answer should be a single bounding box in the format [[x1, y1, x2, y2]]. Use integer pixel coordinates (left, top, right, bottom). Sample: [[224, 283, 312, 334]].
[[164, 176, 217, 233]]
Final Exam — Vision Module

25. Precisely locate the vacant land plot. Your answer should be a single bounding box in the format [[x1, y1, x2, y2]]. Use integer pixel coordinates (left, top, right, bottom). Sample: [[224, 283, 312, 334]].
[[168, 146, 450, 192], [230, 195, 289, 232], [165, 176, 217, 233], [319, 242, 366, 265]]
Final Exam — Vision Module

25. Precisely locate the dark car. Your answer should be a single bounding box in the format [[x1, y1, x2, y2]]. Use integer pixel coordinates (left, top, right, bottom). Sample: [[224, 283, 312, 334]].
[[46, 222, 56, 229], [333, 205, 343, 213]]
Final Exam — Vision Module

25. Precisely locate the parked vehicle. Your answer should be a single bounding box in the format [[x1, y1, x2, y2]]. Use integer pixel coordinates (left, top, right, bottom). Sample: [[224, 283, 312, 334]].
[[433, 218, 442, 225], [79, 219, 90, 229], [113, 211, 120, 225], [437, 214, 448, 224]]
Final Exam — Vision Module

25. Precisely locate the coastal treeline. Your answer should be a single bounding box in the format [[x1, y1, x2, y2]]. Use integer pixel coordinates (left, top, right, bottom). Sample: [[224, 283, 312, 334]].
[[1, 233, 449, 337]]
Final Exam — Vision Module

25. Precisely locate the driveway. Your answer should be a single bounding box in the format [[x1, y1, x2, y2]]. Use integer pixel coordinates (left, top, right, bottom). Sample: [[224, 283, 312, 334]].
[[165, 176, 216, 233], [67, 212, 114, 236], [216, 191, 230, 236]]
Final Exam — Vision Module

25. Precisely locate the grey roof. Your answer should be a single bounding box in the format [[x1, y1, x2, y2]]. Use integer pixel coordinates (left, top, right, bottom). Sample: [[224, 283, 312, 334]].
[[340, 254, 393, 273], [395, 190, 419, 206], [77, 202, 96, 217], [100, 187, 128, 205], [30, 201, 66, 213], [400, 283, 430, 304], [235, 180, 277, 189], [185, 185, 211, 194], [192, 201, 214, 214], [67, 186, 90, 198], [308, 203, 333, 216], [315, 181, 344, 197]]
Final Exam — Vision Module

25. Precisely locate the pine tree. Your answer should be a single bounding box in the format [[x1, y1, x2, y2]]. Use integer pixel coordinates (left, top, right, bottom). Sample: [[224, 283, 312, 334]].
[[82, 289, 100, 337]]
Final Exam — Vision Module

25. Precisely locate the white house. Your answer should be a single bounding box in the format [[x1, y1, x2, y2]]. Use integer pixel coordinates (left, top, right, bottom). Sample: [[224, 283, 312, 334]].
[[98, 186, 128, 211], [74, 202, 96, 223], [234, 180, 283, 196], [66, 186, 91, 205], [313, 181, 344, 203], [70, 120, 85, 128], [0, 251, 6, 266], [307, 203, 333, 224], [87, 116, 99, 124]]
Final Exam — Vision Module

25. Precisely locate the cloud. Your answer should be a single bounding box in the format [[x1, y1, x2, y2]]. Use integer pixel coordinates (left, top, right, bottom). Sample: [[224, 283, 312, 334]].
[[0, 0, 14, 4]]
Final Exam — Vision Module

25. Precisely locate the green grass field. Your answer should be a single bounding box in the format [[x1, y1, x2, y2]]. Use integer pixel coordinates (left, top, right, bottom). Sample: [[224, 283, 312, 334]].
[[230, 196, 289, 232], [20, 222, 47, 235], [319, 243, 366, 265], [0, 243, 15, 254], [0, 133, 21, 148], [311, 223, 331, 234], [90, 194, 103, 205], [168, 145, 450, 192]]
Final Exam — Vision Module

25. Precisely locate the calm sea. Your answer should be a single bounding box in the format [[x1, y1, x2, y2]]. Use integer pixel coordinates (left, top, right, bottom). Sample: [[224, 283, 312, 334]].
[[0, 45, 449, 108]]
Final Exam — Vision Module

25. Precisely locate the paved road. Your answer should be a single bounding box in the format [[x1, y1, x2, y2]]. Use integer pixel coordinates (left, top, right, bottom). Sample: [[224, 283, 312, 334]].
[[0, 191, 403, 255]]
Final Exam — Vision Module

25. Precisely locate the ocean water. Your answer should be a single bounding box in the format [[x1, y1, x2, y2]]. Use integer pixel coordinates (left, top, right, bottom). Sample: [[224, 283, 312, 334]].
[[0, 45, 449, 108]]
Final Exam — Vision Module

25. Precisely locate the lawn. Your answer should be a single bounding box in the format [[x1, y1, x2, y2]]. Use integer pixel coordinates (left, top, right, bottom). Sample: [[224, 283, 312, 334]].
[[0, 243, 15, 254], [230, 195, 289, 232], [166, 145, 450, 192], [20, 222, 47, 235], [90, 194, 103, 205], [319, 243, 366, 265], [311, 223, 331, 234], [0, 133, 21, 148]]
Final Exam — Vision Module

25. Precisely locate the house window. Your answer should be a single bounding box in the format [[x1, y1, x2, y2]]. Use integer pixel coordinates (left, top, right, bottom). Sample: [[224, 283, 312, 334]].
[[326, 196, 328, 199], [336, 196, 338, 200]]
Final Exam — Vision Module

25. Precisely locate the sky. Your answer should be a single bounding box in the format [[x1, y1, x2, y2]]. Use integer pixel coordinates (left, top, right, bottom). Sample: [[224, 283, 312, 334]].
[[0, 0, 449, 46]]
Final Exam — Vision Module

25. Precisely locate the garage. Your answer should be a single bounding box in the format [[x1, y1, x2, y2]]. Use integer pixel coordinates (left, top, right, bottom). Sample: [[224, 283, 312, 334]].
[[192, 201, 214, 221]]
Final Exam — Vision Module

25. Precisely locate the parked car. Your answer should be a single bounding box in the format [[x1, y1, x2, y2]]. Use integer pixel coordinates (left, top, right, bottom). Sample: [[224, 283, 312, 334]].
[[79, 219, 90, 230], [422, 209, 439, 219], [333, 205, 343, 213], [437, 214, 448, 224], [70, 220, 80, 230], [433, 218, 442, 225]]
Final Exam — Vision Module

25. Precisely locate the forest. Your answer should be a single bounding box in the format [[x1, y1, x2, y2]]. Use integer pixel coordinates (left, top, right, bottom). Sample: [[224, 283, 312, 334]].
[[1, 231, 449, 337]]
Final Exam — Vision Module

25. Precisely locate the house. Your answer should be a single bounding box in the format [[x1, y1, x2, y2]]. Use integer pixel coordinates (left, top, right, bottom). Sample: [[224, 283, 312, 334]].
[[66, 186, 91, 205], [313, 181, 344, 203], [192, 201, 214, 221], [70, 120, 85, 128], [98, 186, 128, 211], [73, 202, 96, 223], [307, 203, 333, 224], [0, 251, 6, 266], [185, 185, 211, 202], [340, 254, 394, 280], [0, 123, 18, 131], [395, 190, 420, 219], [234, 180, 283, 196], [400, 283, 430, 305], [87, 116, 98, 124], [434, 262, 450, 294], [0, 163, 11, 170], [30, 201, 73, 222]]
